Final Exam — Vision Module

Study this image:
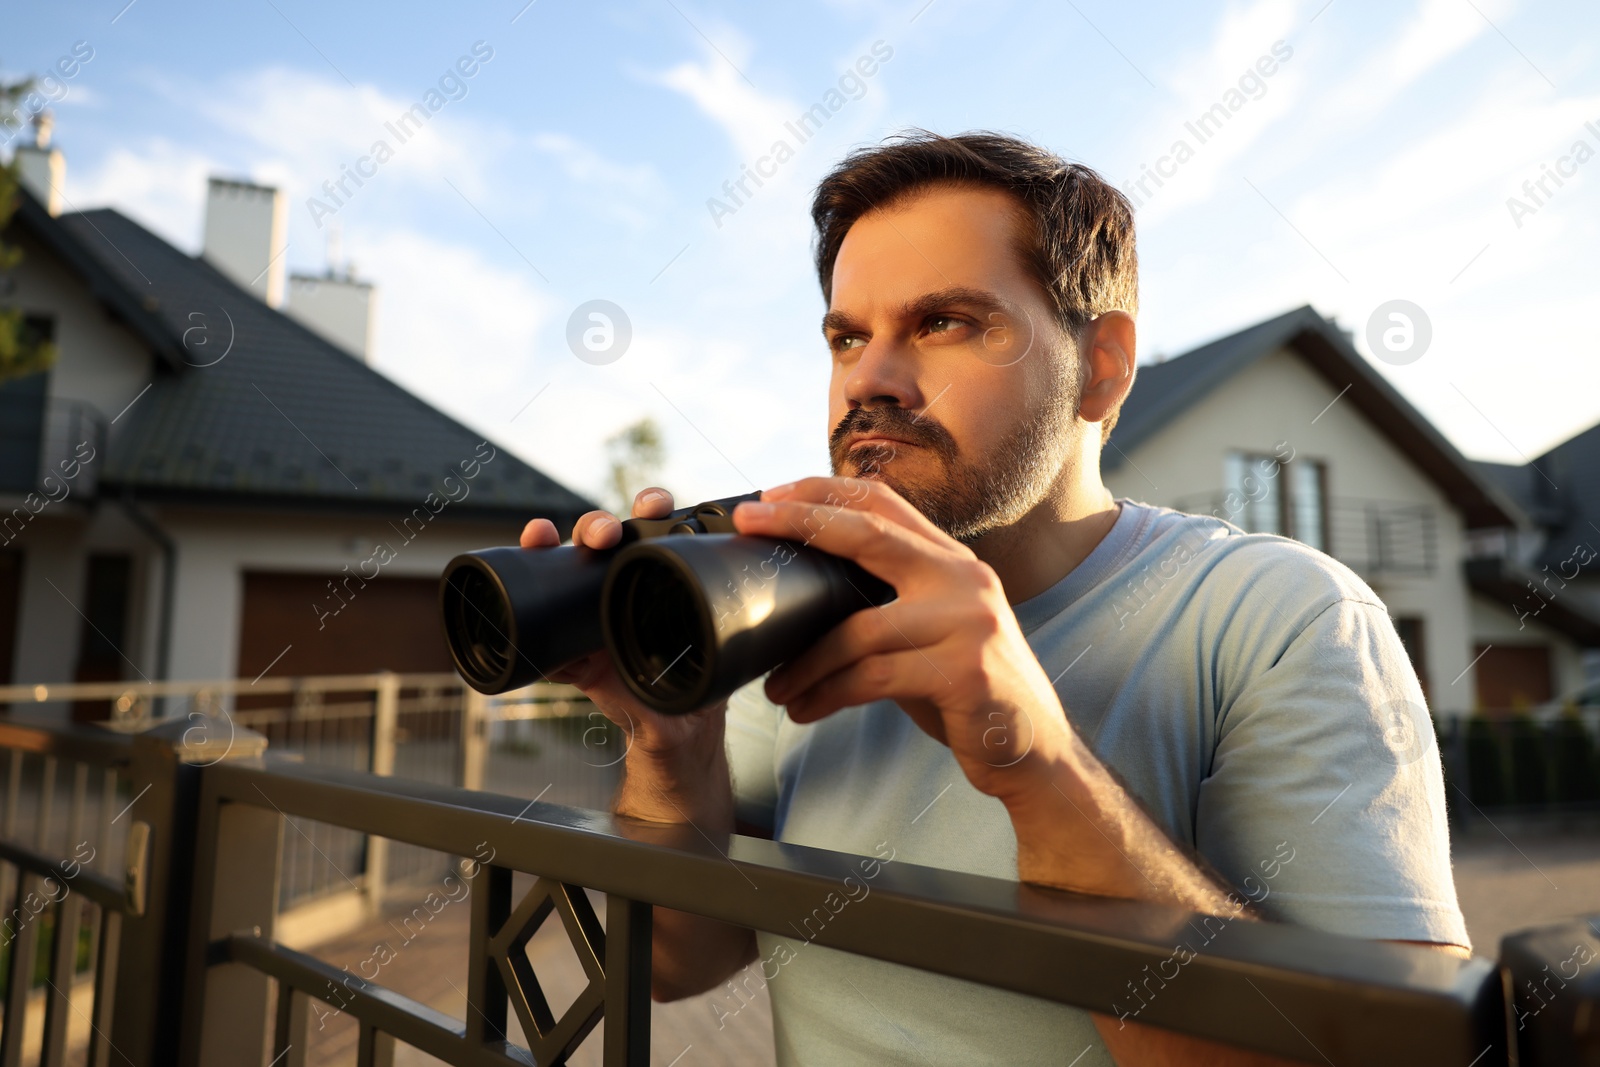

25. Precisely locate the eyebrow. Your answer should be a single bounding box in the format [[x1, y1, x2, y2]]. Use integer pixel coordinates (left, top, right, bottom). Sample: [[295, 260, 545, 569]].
[[820, 285, 1012, 335]]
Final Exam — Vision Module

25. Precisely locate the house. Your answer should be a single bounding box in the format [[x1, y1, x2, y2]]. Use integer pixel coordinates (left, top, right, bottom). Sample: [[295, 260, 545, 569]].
[[1, 130, 593, 711], [1471, 423, 1600, 708], [1103, 305, 1600, 715]]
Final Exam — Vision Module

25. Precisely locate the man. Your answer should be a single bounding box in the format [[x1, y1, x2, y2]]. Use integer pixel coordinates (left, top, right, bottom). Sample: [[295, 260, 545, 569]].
[[520, 131, 1469, 1065]]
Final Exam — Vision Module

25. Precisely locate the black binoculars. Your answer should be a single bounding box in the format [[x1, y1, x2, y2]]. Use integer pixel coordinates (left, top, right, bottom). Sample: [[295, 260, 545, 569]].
[[439, 494, 896, 714]]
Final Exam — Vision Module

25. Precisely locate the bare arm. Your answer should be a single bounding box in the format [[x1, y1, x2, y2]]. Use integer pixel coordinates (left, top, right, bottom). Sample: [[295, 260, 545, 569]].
[[608, 698, 759, 1001]]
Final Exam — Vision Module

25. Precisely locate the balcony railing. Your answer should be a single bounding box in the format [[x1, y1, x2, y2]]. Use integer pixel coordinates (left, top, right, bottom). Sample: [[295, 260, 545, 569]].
[[1173, 491, 1439, 576], [0, 676, 1593, 1066], [0, 389, 107, 499]]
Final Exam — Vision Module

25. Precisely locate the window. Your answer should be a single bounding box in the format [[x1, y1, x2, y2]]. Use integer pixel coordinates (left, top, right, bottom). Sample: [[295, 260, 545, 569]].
[[1224, 451, 1327, 550], [1394, 615, 1429, 701], [1223, 452, 1283, 535], [1289, 460, 1327, 551]]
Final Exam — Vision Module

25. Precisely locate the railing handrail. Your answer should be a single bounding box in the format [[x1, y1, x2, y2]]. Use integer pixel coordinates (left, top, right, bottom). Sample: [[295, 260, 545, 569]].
[[0, 712, 135, 767], [0, 672, 488, 703], [203, 751, 1503, 1066], [1170, 488, 1442, 514]]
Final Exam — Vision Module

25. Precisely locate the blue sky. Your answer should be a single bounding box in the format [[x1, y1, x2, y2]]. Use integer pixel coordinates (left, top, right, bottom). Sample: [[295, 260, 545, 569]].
[[6, 0, 1598, 507]]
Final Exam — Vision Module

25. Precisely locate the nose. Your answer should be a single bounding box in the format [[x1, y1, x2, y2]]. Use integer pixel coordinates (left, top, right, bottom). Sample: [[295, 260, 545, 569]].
[[842, 338, 924, 412]]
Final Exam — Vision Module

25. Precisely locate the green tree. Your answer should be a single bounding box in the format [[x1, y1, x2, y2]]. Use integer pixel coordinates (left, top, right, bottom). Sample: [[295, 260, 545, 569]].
[[1, 74, 58, 384], [604, 417, 665, 514]]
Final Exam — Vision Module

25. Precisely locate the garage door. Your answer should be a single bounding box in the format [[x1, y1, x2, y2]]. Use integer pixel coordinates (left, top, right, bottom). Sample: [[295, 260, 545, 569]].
[[1471, 643, 1553, 711], [237, 571, 456, 681]]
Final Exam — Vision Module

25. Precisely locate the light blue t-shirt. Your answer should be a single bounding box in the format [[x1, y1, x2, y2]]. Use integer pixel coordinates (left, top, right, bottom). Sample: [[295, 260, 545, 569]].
[[723, 500, 1468, 1066]]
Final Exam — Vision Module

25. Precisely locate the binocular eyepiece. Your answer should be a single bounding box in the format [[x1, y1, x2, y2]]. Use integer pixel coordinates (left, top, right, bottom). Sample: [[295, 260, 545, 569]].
[[439, 494, 894, 714]]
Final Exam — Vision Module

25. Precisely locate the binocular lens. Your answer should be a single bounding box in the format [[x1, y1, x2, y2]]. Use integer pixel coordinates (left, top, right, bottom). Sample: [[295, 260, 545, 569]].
[[610, 557, 710, 706], [442, 566, 514, 690]]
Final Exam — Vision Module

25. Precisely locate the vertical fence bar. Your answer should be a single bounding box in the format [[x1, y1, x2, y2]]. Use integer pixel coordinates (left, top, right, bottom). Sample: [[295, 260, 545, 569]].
[[465, 862, 511, 1044], [603, 896, 652, 1067], [36, 756, 56, 853], [87, 908, 119, 1067], [40, 892, 81, 1067], [1, 872, 40, 1065], [356, 1024, 396, 1067], [460, 687, 487, 793], [366, 674, 399, 913], [272, 982, 311, 1067], [0, 751, 19, 945]]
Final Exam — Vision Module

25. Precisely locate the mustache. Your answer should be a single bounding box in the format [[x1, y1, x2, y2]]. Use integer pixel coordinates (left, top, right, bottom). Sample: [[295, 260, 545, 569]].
[[828, 406, 958, 463]]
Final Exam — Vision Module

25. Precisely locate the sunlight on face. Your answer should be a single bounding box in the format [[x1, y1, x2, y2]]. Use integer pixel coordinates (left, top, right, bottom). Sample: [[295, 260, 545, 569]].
[[823, 184, 1080, 541]]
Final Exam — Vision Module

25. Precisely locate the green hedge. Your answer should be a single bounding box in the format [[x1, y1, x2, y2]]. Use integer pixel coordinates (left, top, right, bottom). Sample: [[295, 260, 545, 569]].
[[1456, 712, 1600, 809]]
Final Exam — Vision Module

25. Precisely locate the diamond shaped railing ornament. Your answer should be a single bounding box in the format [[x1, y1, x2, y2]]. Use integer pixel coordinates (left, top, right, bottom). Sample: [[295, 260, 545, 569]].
[[487, 878, 608, 1064]]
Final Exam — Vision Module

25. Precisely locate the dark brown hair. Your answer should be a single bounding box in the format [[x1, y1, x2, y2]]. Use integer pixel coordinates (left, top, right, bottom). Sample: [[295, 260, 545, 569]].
[[811, 130, 1138, 441]]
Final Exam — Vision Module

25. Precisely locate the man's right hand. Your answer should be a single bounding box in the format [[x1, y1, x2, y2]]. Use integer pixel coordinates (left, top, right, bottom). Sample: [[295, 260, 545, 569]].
[[519, 486, 732, 825]]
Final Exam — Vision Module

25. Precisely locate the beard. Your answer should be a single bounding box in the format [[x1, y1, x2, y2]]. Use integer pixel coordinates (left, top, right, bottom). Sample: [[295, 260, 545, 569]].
[[828, 370, 1079, 544]]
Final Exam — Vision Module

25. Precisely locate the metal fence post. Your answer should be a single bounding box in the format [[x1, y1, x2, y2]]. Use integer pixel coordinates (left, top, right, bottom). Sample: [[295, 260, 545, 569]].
[[603, 896, 652, 1067], [366, 673, 399, 913], [1501, 916, 1599, 1065], [190, 778, 285, 1066], [113, 715, 267, 1067], [460, 686, 487, 793]]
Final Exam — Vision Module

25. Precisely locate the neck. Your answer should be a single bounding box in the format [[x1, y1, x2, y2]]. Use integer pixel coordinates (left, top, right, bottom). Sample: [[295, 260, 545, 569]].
[[969, 449, 1120, 605]]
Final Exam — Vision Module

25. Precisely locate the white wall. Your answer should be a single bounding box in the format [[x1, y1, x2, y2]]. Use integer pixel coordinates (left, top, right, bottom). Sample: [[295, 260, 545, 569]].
[[160, 507, 524, 681], [7, 504, 162, 689], [1105, 347, 1478, 708], [1469, 593, 1590, 703], [11, 227, 154, 433]]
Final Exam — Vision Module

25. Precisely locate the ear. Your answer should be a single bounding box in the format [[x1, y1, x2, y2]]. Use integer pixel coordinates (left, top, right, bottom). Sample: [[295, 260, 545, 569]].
[[1076, 311, 1136, 427]]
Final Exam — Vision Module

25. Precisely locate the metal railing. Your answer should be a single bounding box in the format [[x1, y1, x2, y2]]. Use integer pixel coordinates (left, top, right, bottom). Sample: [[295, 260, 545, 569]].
[[0, 390, 106, 500], [0, 717, 135, 1067], [0, 694, 1594, 1065], [1173, 492, 1439, 576], [3, 675, 621, 931]]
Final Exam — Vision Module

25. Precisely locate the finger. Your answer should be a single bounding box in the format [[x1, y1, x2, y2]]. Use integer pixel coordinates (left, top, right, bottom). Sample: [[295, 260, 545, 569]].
[[763, 476, 953, 547], [733, 496, 970, 591], [520, 518, 560, 549], [572, 510, 624, 549], [765, 599, 954, 705], [784, 648, 945, 724], [632, 487, 675, 519]]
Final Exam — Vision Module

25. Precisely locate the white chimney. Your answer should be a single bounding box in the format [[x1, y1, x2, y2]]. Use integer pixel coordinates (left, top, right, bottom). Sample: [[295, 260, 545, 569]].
[[201, 177, 287, 306], [16, 113, 65, 216], [285, 271, 377, 362]]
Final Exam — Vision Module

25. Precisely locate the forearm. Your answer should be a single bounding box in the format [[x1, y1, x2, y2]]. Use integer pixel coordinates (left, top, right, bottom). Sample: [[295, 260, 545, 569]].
[[1008, 733, 1308, 1064], [1006, 730, 1242, 915], [612, 717, 758, 1000]]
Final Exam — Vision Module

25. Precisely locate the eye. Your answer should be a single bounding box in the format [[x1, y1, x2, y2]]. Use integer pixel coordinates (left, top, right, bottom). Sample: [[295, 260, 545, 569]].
[[832, 335, 867, 352], [928, 315, 959, 332]]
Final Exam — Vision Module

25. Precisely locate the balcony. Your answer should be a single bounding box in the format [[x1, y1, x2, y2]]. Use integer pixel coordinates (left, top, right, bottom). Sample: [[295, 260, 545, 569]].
[[1173, 491, 1439, 577], [0, 379, 106, 499]]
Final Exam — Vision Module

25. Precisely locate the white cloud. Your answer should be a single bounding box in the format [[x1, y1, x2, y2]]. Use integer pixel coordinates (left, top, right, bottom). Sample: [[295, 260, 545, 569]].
[[65, 138, 214, 252], [655, 39, 797, 163]]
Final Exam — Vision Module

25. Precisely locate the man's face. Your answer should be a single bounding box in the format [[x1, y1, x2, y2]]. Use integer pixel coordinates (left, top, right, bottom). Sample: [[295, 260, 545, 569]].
[[824, 183, 1080, 542]]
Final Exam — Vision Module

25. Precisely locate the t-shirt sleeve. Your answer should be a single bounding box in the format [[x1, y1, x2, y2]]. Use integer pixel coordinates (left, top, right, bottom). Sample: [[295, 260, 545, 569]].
[[1194, 595, 1471, 949], [725, 676, 783, 832]]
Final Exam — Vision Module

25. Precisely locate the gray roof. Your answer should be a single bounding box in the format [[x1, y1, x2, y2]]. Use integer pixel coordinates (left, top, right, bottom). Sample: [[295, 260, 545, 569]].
[[1476, 424, 1600, 576], [1108, 305, 1524, 531], [15, 190, 594, 524]]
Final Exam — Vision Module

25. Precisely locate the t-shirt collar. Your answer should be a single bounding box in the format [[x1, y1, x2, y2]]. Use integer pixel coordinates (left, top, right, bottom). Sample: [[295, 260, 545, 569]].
[[1010, 500, 1152, 634]]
